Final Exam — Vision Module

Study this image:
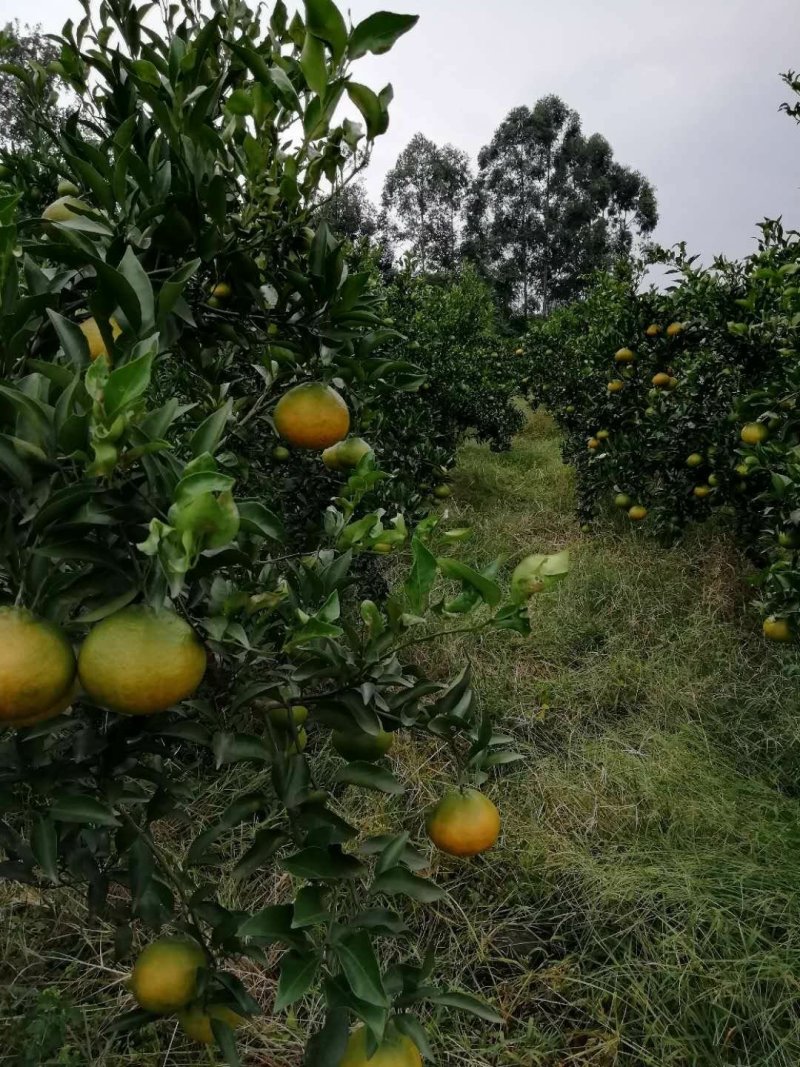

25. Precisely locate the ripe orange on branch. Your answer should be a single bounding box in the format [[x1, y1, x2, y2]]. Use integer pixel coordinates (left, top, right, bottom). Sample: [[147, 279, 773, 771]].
[[339, 1026, 422, 1067], [0, 607, 76, 726], [80, 317, 122, 362], [274, 382, 350, 450], [763, 617, 792, 642], [426, 788, 500, 857], [78, 606, 206, 716], [179, 1002, 244, 1044], [130, 938, 205, 1014]]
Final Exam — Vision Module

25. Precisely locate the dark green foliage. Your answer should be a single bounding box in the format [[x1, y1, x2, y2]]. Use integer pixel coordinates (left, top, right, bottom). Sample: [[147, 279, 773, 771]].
[[465, 95, 658, 317], [381, 133, 471, 273]]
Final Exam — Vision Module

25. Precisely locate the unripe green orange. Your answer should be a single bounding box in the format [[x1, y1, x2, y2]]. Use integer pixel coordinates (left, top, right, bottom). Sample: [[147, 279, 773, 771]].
[[78, 607, 206, 716], [741, 422, 769, 446], [332, 729, 393, 762], [130, 938, 205, 1014]]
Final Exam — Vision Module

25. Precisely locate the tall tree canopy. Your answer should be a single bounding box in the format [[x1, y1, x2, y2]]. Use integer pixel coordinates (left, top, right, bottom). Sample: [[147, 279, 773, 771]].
[[465, 95, 658, 317], [0, 22, 63, 155], [381, 133, 470, 273], [319, 181, 380, 244]]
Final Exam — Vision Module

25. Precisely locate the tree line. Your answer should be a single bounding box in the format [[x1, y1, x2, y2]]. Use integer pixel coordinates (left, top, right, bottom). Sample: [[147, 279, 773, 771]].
[[325, 97, 658, 319]]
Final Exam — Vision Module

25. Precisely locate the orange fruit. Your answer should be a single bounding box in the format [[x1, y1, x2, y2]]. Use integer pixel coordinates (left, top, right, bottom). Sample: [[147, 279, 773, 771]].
[[741, 422, 769, 446], [614, 348, 635, 363], [666, 322, 685, 337], [78, 607, 206, 716], [42, 195, 90, 222], [426, 788, 500, 857], [274, 383, 350, 450], [763, 617, 791, 642], [211, 282, 232, 300], [628, 505, 648, 521], [130, 938, 205, 1014], [80, 317, 122, 362], [178, 1003, 244, 1045], [433, 485, 451, 499], [266, 704, 309, 731], [614, 493, 632, 509], [686, 453, 703, 468], [339, 1026, 422, 1067], [652, 373, 671, 388], [587, 438, 600, 450], [693, 485, 711, 498], [8, 679, 80, 729], [645, 324, 662, 337], [607, 380, 624, 393], [0, 607, 76, 726], [323, 437, 371, 471], [596, 429, 610, 441], [332, 729, 394, 762]]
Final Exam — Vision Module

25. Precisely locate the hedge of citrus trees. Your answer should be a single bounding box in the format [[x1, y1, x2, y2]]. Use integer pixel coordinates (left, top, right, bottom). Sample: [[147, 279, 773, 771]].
[[523, 202, 800, 639], [0, 2, 571, 1063]]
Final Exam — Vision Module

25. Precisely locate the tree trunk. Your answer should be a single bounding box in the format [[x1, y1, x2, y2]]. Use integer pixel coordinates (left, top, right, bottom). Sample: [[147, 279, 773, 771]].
[[541, 143, 552, 317]]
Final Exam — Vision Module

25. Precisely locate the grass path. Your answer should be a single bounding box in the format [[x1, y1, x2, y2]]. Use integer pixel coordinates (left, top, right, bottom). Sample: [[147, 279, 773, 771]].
[[416, 411, 800, 1066], [3, 412, 800, 1066]]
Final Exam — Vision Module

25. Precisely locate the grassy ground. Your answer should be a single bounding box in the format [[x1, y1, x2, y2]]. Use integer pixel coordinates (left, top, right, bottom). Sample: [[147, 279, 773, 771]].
[[4, 410, 800, 1065]]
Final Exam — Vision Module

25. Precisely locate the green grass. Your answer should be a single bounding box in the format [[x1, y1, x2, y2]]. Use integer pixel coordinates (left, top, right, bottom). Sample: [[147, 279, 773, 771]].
[[3, 409, 800, 1065]]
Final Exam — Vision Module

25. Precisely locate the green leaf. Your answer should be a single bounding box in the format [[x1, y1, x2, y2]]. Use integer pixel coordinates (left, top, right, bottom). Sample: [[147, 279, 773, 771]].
[[292, 885, 329, 928], [305, 0, 347, 61], [238, 501, 286, 542], [371, 866, 444, 903], [238, 904, 296, 942], [300, 30, 327, 94], [428, 990, 503, 1023], [281, 846, 365, 881], [348, 12, 419, 59], [212, 732, 273, 768], [118, 246, 155, 330], [130, 58, 161, 86], [232, 828, 288, 882], [393, 1015, 433, 1060], [103, 350, 155, 419], [211, 1018, 242, 1067], [348, 908, 410, 936], [47, 309, 90, 366], [189, 399, 233, 457], [405, 535, 437, 614], [274, 950, 321, 1011], [50, 795, 120, 827], [334, 762, 405, 795], [346, 82, 382, 139], [437, 558, 502, 606], [333, 930, 388, 1008], [31, 814, 58, 883]]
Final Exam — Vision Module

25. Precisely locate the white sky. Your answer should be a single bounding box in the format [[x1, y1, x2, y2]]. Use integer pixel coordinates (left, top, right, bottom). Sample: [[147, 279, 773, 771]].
[[4, 0, 800, 262]]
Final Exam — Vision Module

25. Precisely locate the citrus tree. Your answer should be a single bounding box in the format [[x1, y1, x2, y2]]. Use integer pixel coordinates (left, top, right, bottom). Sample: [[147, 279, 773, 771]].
[[0, 1, 569, 1062], [523, 197, 800, 640]]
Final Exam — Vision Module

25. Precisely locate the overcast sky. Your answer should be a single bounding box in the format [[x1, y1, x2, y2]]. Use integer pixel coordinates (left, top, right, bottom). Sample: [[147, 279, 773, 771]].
[[3, 0, 799, 262]]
